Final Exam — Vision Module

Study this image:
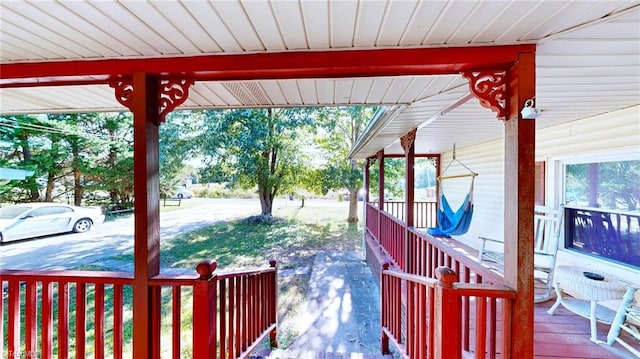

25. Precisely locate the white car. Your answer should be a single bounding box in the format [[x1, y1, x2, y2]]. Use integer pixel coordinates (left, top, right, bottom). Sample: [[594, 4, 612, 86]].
[[174, 187, 194, 199], [0, 203, 105, 243]]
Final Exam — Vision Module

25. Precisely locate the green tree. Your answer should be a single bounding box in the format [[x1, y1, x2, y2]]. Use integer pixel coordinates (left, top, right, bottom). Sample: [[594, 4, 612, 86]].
[[369, 158, 406, 201], [0, 115, 51, 201], [308, 106, 376, 223], [198, 108, 316, 216]]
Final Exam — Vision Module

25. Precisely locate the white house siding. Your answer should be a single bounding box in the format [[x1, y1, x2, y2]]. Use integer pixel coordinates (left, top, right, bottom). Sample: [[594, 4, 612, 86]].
[[439, 105, 640, 289]]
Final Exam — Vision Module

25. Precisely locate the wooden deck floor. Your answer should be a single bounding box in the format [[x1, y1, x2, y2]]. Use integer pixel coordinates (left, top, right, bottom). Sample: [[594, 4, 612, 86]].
[[534, 298, 637, 358]]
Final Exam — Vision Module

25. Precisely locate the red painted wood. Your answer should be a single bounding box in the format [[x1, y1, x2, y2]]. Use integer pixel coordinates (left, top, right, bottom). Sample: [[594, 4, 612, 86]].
[[8, 281, 19, 357], [0, 45, 536, 87], [0, 277, 3, 357], [172, 286, 181, 359], [114, 285, 124, 359], [131, 72, 162, 359], [220, 279, 228, 358], [95, 283, 106, 358], [0, 269, 134, 283], [462, 267, 471, 351], [434, 268, 461, 359], [25, 280, 37, 356], [428, 286, 435, 359], [231, 277, 238, 358], [58, 282, 69, 359], [476, 297, 487, 359], [42, 281, 54, 359], [192, 267, 217, 358], [76, 283, 87, 358], [488, 298, 497, 359], [504, 50, 537, 359], [2, 264, 279, 359]]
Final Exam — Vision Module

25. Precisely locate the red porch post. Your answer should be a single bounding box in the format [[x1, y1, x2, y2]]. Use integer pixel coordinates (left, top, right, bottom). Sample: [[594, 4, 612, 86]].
[[377, 150, 385, 240], [364, 157, 372, 203], [504, 51, 536, 358], [401, 129, 416, 272], [401, 129, 416, 228], [131, 73, 162, 359]]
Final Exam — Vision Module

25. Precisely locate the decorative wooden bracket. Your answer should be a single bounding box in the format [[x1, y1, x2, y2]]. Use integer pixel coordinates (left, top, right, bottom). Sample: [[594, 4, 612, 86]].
[[400, 128, 417, 155], [109, 76, 194, 123], [366, 157, 377, 168], [376, 150, 384, 162], [462, 70, 507, 121]]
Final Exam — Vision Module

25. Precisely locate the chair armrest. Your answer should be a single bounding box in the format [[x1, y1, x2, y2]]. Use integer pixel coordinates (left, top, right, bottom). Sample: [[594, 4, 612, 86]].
[[534, 251, 554, 257], [479, 236, 503, 244]]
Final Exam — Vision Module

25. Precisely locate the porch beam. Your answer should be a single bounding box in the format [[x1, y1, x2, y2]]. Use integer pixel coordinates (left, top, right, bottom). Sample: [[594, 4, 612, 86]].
[[0, 45, 536, 88], [504, 51, 536, 359], [131, 73, 162, 359]]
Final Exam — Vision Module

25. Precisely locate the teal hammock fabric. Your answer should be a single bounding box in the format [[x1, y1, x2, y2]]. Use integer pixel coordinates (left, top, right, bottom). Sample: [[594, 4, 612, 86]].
[[427, 178, 475, 237]]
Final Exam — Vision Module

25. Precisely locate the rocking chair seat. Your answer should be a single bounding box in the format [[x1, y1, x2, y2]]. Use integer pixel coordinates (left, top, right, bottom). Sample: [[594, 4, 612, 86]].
[[478, 205, 564, 303]]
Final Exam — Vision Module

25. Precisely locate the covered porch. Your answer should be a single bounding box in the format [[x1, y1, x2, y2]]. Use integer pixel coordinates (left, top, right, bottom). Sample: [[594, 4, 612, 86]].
[[2, 1, 639, 358]]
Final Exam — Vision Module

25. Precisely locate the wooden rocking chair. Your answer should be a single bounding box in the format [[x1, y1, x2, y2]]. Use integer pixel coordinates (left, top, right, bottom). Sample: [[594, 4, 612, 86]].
[[607, 286, 640, 358], [478, 205, 564, 303]]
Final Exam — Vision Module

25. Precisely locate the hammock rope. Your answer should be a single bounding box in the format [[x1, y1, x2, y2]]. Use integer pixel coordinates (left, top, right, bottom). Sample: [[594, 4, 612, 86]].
[[428, 145, 477, 237]]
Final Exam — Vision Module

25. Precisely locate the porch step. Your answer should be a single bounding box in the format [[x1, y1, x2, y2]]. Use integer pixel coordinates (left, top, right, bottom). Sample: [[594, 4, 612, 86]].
[[251, 349, 394, 359]]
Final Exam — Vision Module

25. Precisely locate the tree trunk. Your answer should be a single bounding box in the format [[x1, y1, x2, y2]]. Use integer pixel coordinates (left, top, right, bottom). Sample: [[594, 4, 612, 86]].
[[20, 136, 40, 201], [74, 167, 83, 206], [259, 187, 274, 215], [45, 171, 56, 201], [347, 188, 359, 223]]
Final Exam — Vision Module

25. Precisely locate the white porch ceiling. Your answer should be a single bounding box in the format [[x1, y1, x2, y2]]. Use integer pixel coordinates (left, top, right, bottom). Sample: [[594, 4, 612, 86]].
[[1, 1, 639, 157]]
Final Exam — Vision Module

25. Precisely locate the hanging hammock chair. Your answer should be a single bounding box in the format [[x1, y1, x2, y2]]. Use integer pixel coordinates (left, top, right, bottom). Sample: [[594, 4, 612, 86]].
[[427, 148, 478, 237]]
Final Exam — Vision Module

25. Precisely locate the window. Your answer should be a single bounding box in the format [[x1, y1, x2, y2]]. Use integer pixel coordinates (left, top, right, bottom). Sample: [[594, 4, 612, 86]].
[[563, 159, 640, 267], [30, 206, 65, 217], [564, 160, 639, 211]]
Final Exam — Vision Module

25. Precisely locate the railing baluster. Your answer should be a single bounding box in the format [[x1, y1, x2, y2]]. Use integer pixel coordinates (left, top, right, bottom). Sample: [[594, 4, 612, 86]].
[[42, 281, 54, 358], [8, 281, 20, 357], [475, 297, 487, 359], [229, 277, 236, 358], [95, 283, 106, 358], [172, 285, 181, 359], [59, 282, 70, 359], [114, 284, 124, 359], [25, 279, 37, 356], [76, 282, 87, 358], [463, 267, 471, 351], [488, 297, 497, 359]]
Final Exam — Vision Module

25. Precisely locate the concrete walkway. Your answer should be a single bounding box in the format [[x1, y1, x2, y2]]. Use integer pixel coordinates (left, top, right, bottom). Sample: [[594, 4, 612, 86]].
[[288, 251, 382, 354]]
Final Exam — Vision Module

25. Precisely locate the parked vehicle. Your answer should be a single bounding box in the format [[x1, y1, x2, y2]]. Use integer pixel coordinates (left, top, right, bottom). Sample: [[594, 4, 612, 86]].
[[0, 203, 105, 243], [174, 187, 194, 199]]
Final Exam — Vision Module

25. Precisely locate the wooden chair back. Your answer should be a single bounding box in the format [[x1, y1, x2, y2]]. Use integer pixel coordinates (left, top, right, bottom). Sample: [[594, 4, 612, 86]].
[[533, 204, 564, 255]]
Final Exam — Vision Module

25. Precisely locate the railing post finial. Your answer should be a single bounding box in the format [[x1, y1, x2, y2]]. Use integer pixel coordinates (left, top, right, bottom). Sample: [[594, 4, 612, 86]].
[[269, 259, 277, 268], [195, 259, 217, 279], [435, 266, 457, 288]]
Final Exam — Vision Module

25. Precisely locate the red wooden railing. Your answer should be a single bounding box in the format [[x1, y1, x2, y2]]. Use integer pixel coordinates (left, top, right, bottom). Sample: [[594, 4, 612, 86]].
[[370, 201, 438, 229], [381, 265, 516, 359], [366, 202, 380, 240], [1, 260, 277, 359], [367, 203, 515, 358], [379, 210, 407, 270]]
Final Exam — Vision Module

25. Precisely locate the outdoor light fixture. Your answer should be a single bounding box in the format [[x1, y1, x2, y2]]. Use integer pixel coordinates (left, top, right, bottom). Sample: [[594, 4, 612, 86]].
[[521, 97, 541, 119]]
